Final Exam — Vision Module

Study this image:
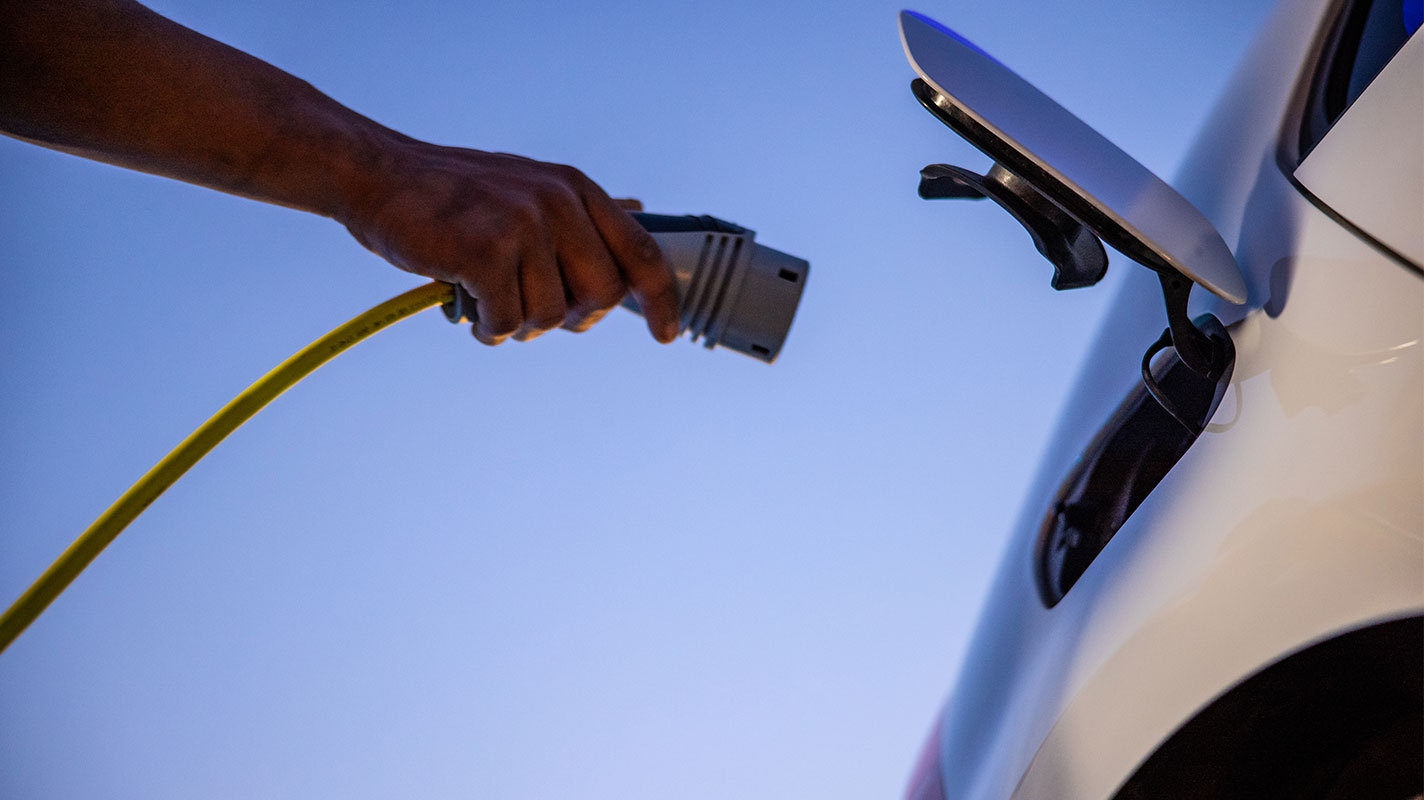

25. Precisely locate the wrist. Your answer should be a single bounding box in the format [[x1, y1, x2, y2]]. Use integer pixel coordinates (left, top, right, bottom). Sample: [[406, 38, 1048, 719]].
[[303, 102, 411, 225], [245, 76, 413, 226]]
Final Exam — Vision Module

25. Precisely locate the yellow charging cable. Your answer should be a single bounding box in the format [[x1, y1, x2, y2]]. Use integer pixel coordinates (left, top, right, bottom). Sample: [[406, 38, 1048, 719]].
[[0, 280, 455, 654]]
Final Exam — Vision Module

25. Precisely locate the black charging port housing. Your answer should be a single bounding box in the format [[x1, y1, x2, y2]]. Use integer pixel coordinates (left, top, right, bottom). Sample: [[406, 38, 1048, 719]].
[[1035, 316, 1235, 607]]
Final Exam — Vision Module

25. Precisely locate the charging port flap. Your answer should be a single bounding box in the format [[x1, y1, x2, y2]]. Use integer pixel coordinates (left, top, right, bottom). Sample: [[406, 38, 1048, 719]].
[[900, 9, 1246, 305]]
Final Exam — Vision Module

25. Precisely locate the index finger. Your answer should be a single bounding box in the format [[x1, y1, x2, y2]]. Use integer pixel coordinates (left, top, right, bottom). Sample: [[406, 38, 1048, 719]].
[[583, 190, 681, 344]]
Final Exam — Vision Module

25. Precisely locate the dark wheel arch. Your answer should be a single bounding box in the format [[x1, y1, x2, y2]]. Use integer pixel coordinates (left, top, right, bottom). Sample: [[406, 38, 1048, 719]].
[[1112, 615, 1423, 800]]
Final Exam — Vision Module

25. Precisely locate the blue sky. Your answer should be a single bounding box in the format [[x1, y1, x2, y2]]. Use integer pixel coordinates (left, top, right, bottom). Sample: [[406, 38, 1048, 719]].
[[1, 1, 1274, 796]]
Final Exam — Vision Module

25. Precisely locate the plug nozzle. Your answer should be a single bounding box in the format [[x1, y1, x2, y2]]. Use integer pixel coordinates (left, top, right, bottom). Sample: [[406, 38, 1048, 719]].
[[629, 213, 808, 363]]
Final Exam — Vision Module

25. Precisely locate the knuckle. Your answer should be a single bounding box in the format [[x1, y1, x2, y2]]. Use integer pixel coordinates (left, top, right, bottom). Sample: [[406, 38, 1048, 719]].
[[564, 309, 605, 333], [656, 278, 681, 308], [464, 224, 515, 262], [469, 325, 502, 346], [638, 263, 676, 299], [630, 226, 662, 265], [480, 310, 522, 337], [553, 163, 588, 186], [583, 282, 625, 313], [505, 201, 541, 233], [537, 183, 582, 216], [529, 306, 567, 331]]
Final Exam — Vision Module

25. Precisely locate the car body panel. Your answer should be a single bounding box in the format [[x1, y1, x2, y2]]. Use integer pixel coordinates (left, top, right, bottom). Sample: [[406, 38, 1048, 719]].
[[919, 0, 1424, 797], [1295, 28, 1423, 265]]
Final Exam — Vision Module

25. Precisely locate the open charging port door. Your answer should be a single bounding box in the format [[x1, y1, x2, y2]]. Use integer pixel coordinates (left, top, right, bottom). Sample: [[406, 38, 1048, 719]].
[[900, 11, 1246, 604]]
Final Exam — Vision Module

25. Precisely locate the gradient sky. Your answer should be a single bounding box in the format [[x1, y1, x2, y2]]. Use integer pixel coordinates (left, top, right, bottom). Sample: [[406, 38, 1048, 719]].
[[1, 2, 1274, 797]]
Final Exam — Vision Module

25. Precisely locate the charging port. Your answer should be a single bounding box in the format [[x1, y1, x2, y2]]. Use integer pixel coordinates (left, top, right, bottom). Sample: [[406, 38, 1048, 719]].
[[1035, 315, 1235, 607]]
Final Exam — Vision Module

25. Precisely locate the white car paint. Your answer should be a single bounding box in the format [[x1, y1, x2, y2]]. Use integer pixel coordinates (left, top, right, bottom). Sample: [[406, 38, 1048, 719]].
[[1295, 26, 1423, 265], [909, 0, 1423, 797]]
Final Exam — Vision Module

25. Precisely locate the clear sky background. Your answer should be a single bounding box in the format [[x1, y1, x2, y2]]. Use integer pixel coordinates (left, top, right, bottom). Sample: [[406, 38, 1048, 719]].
[[1, 1, 1274, 797]]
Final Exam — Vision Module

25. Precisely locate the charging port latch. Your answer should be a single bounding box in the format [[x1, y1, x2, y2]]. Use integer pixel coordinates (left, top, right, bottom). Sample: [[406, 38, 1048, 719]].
[[919, 162, 1107, 290]]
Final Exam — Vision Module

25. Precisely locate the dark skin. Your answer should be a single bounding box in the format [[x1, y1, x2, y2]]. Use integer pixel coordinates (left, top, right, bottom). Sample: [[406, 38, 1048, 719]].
[[0, 0, 681, 346]]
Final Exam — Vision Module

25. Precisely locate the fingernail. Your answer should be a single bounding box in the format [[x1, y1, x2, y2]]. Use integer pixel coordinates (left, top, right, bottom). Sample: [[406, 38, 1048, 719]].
[[660, 320, 680, 343]]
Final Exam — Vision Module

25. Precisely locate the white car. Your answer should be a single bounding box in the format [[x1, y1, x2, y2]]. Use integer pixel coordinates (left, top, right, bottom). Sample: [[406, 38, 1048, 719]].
[[899, 1, 1422, 798]]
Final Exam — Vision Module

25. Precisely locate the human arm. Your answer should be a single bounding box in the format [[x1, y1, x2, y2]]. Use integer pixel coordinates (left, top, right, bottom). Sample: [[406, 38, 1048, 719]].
[[0, 0, 681, 344]]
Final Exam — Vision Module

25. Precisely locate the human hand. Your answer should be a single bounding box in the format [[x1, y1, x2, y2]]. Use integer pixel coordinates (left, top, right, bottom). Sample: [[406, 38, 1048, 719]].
[[339, 140, 680, 346]]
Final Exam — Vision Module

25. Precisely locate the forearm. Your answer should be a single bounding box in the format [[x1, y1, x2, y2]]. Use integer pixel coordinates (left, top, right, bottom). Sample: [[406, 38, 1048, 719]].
[[1, 0, 681, 346], [0, 0, 392, 219]]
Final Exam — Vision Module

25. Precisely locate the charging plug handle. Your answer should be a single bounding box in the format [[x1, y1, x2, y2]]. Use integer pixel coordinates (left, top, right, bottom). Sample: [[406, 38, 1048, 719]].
[[442, 212, 809, 363]]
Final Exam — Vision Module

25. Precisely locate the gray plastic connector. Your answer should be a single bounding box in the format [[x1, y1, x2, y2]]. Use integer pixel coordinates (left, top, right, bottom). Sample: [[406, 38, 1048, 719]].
[[635, 228, 808, 363]]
